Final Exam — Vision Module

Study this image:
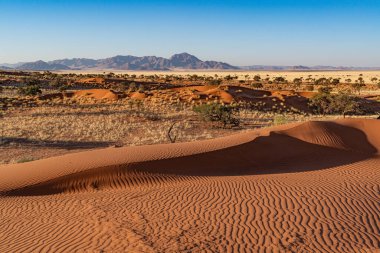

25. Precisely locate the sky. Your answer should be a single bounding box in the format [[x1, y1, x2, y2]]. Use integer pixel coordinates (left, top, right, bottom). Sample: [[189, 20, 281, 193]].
[[0, 0, 379, 66]]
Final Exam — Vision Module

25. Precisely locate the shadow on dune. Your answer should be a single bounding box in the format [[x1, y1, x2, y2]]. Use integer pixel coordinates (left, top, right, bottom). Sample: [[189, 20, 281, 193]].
[[3, 121, 379, 196], [134, 122, 377, 176]]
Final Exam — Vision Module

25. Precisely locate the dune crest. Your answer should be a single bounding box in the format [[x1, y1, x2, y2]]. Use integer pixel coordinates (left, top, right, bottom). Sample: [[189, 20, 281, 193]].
[[0, 119, 378, 195]]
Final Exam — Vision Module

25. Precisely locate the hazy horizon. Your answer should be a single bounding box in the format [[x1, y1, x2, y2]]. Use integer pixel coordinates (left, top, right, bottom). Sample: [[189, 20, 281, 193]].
[[1, 0, 379, 67]]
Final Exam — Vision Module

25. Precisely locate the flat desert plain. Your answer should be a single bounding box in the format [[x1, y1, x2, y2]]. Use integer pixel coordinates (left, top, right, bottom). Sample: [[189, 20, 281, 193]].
[[0, 118, 379, 252], [57, 69, 380, 84]]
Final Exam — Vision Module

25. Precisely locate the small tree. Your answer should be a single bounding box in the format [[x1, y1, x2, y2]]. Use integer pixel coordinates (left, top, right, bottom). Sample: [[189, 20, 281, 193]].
[[273, 76, 286, 84], [253, 75, 261, 82], [167, 122, 178, 143], [351, 82, 364, 95], [293, 78, 302, 87]]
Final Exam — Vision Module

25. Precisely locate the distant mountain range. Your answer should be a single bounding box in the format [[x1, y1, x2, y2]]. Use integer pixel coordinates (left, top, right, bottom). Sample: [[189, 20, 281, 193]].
[[0, 53, 238, 71], [1, 53, 379, 71]]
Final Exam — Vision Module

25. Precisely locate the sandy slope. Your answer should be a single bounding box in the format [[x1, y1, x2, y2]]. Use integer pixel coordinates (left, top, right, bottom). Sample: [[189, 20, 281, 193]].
[[0, 119, 379, 252]]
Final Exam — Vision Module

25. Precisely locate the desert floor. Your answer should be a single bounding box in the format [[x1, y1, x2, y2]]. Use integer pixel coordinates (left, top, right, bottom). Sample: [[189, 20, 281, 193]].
[[57, 69, 380, 84], [0, 119, 379, 252]]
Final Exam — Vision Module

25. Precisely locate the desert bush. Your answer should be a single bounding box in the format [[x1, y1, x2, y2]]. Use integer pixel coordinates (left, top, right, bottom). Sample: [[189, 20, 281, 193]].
[[18, 85, 42, 96], [273, 76, 286, 84], [293, 78, 302, 85], [314, 77, 330, 86], [59, 85, 69, 91], [309, 91, 360, 117], [331, 78, 340, 85], [253, 75, 261, 82], [318, 86, 332, 94], [251, 83, 263, 89], [50, 78, 65, 88], [331, 93, 361, 117], [273, 115, 289, 125], [23, 77, 40, 86], [129, 82, 137, 92], [193, 103, 240, 128], [209, 79, 222, 85]]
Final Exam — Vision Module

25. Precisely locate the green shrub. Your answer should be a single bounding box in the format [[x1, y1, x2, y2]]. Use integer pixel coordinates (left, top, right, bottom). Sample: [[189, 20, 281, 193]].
[[193, 103, 240, 128], [273, 115, 289, 125], [309, 91, 360, 116], [208, 79, 222, 85], [251, 82, 263, 89], [331, 93, 361, 116], [18, 85, 42, 96]]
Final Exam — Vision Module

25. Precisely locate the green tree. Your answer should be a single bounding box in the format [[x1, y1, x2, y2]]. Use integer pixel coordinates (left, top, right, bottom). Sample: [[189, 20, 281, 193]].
[[253, 75, 261, 82], [351, 82, 364, 95], [273, 76, 286, 84]]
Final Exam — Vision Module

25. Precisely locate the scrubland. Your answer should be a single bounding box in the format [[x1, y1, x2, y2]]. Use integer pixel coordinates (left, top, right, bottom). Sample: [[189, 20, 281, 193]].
[[1, 70, 379, 164]]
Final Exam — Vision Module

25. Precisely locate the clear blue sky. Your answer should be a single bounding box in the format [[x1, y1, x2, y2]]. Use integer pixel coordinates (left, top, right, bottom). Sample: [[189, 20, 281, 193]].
[[0, 0, 379, 66]]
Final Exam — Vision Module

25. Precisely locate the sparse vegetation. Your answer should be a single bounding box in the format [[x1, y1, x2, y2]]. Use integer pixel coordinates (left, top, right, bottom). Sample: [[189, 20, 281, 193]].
[[0, 69, 379, 164], [17, 157, 36, 163]]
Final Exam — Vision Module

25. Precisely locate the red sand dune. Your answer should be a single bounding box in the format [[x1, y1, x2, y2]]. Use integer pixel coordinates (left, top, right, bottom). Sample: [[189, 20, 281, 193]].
[[175, 85, 234, 103], [0, 119, 379, 252], [130, 91, 147, 100], [73, 89, 118, 100]]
